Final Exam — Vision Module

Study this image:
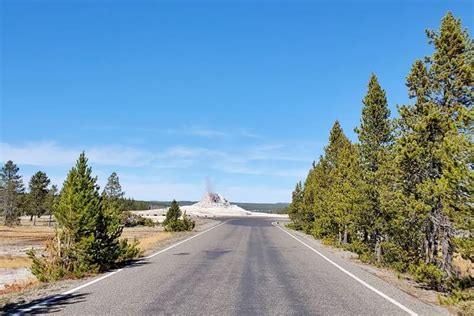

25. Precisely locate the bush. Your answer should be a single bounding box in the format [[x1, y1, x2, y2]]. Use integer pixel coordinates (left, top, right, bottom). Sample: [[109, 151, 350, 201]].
[[163, 201, 195, 232], [380, 242, 410, 272], [122, 211, 155, 227], [164, 212, 195, 232], [117, 238, 142, 263], [343, 240, 370, 256], [410, 262, 446, 290]]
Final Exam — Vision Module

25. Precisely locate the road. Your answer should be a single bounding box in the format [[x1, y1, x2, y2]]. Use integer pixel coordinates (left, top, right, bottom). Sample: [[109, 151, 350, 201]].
[[16, 218, 447, 315]]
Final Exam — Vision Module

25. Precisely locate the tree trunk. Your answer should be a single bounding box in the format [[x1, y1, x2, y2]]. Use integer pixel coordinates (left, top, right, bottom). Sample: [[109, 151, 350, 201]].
[[343, 228, 348, 244], [48, 213, 52, 227], [33, 215, 36, 226], [440, 221, 453, 276], [375, 232, 382, 263]]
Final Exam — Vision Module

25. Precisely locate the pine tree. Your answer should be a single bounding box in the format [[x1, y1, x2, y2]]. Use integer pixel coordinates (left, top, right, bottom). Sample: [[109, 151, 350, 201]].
[[355, 74, 393, 260], [103, 172, 124, 201], [28, 171, 51, 225], [163, 200, 195, 231], [288, 181, 305, 229], [29, 152, 140, 281], [164, 199, 182, 226], [0, 161, 25, 226], [45, 184, 58, 227], [394, 12, 473, 276]]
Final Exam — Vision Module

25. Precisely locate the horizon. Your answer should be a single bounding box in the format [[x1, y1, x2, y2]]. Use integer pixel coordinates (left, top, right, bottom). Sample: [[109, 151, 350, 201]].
[[1, 0, 473, 203]]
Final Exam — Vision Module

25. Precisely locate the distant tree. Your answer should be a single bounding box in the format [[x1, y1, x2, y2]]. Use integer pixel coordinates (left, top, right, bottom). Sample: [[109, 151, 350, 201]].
[[163, 200, 194, 232], [45, 184, 58, 227], [103, 172, 124, 200], [288, 181, 305, 229], [0, 161, 25, 226], [28, 171, 51, 225], [164, 200, 182, 226]]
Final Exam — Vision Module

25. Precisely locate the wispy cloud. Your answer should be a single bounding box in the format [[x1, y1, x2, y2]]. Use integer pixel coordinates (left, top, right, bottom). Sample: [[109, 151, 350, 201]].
[[0, 139, 323, 202], [0, 142, 153, 167]]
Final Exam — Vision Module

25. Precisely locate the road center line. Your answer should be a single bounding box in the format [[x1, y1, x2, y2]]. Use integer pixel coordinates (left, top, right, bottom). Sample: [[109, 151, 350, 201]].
[[273, 223, 418, 316], [18, 219, 230, 314]]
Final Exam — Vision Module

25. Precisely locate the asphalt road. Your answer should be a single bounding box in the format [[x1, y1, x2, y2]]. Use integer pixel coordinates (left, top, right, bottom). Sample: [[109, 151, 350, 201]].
[[17, 218, 448, 315]]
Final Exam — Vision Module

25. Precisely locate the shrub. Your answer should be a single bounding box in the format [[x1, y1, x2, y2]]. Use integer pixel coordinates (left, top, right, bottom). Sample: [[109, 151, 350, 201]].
[[410, 262, 446, 290], [380, 241, 410, 272], [163, 201, 195, 232], [122, 211, 155, 227]]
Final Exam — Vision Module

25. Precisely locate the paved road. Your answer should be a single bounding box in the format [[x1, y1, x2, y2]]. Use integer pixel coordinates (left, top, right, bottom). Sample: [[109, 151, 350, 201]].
[[17, 218, 447, 315]]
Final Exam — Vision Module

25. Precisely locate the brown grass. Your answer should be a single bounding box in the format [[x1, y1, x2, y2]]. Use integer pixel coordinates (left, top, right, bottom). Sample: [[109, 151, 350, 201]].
[[453, 254, 474, 279], [121, 226, 173, 253], [0, 277, 38, 296], [0, 225, 54, 246], [0, 256, 32, 269]]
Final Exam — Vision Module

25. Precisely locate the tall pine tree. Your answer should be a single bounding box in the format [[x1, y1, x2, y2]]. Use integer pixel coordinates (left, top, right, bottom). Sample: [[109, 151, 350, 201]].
[[355, 74, 393, 260], [395, 12, 472, 275], [28, 171, 51, 225], [0, 161, 24, 226]]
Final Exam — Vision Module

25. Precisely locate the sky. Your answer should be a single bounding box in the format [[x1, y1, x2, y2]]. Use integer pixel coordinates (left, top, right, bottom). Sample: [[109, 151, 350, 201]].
[[0, 0, 472, 203]]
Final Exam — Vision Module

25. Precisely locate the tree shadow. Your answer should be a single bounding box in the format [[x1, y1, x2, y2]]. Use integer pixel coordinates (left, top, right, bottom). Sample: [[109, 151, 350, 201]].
[[1, 292, 89, 314]]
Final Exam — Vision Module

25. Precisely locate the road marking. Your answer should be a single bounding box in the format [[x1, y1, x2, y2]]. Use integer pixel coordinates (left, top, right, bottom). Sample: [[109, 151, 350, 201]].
[[17, 269, 122, 314], [18, 219, 230, 314], [274, 223, 418, 316]]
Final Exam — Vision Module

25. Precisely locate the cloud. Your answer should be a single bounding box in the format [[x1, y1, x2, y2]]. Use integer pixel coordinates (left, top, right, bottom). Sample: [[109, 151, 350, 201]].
[[0, 142, 153, 167], [0, 138, 322, 202]]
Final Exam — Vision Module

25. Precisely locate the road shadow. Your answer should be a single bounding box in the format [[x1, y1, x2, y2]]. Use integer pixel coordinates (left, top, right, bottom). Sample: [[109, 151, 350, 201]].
[[227, 218, 273, 227], [1, 292, 89, 314], [204, 249, 232, 259]]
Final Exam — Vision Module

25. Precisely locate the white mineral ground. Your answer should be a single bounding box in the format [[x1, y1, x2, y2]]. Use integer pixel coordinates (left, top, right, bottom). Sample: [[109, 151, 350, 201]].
[[133, 192, 288, 221]]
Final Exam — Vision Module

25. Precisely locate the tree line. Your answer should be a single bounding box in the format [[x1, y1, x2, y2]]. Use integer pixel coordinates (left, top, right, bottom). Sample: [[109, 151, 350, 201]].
[[0, 162, 152, 227], [288, 12, 472, 294]]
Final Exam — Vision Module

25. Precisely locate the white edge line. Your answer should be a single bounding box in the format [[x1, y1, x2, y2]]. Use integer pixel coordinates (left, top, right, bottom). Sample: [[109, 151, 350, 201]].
[[18, 219, 230, 314], [273, 223, 418, 316]]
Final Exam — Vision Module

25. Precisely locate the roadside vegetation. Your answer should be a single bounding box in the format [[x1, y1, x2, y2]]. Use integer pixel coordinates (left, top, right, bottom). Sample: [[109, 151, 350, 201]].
[[163, 200, 195, 232], [0, 152, 198, 288], [27, 153, 141, 282], [288, 12, 472, 311]]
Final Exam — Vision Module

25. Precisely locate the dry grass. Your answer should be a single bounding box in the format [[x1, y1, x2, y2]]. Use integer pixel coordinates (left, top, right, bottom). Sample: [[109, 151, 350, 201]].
[[0, 277, 38, 296], [0, 225, 53, 246], [453, 254, 474, 279], [121, 226, 173, 253], [0, 256, 32, 269]]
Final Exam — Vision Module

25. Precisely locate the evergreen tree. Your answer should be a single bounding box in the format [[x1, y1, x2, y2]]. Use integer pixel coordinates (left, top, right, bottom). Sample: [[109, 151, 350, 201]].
[[0, 161, 24, 226], [29, 152, 140, 281], [102, 172, 126, 226], [28, 171, 51, 225], [394, 12, 472, 276], [288, 181, 305, 229], [103, 172, 124, 200], [163, 200, 195, 231], [164, 199, 182, 226], [355, 74, 393, 260], [45, 184, 58, 227]]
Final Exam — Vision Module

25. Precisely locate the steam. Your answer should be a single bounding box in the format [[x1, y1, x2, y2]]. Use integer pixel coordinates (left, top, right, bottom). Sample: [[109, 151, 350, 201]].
[[205, 177, 214, 194]]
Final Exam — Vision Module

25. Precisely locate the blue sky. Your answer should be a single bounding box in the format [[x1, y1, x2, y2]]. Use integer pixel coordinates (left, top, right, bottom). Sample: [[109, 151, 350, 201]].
[[1, 0, 472, 202]]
